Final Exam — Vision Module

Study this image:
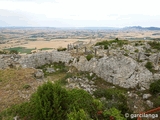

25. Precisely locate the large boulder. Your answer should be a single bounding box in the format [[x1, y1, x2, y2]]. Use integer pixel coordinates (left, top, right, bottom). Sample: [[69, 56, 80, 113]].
[[73, 55, 153, 89], [34, 69, 44, 80]]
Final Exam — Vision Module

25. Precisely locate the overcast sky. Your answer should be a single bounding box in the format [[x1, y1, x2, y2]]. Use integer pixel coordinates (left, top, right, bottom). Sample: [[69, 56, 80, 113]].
[[0, 0, 160, 27]]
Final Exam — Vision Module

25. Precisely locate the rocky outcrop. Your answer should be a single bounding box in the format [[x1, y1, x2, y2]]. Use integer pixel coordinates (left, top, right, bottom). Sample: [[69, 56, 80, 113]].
[[66, 76, 97, 94], [0, 50, 158, 90], [0, 54, 21, 69], [19, 51, 73, 68], [73, 55, 153, 89], [0, 51, 73, 69]]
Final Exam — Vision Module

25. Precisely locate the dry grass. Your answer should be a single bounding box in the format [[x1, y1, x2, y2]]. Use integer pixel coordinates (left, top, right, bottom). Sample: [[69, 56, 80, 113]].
[[46, 72, 67, 81], [0, 68, 69, 112], [0, 68, 42, 112]]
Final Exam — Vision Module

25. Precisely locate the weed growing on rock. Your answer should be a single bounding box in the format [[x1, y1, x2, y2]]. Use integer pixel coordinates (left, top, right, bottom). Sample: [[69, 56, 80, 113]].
[[86, 54, 94, 61]]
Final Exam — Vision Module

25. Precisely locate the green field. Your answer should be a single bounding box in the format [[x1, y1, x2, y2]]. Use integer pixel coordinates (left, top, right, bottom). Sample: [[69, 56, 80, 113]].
[[5, 47, 35, 54], [4, 47, 53, 54]]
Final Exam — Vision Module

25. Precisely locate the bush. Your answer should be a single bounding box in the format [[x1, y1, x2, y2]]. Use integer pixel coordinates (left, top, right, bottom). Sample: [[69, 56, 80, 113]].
[[86, 54, 93, 61], [149, 79, 160, 94], [1, 81, 131, 120], [103, 107, 126, 120], [148, 41, 160, 50], [0, 50, 7, 54], [30, 82, 69, 120], [152, 96, 160, 108], [57, 47, 67, 51], [134, 49, 139, 53], [68, 89, 98, 119], [124, 53, 128, 56], [145, 61, 154, 73], [135, 43, 139, 46], [115, 38, 119, 41], [31, 83, 104, 120], [67, 108, 91, 120], [93, 88, 129, 114], [0, 82, 104, 120], [95, 41, 110, 49], [95, 40, 128, 49]]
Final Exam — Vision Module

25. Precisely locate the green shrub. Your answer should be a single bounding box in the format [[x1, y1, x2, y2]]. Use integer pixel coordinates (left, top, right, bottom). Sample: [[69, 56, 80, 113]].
[[95, 40, 128, 49], [134, 49, 139, 53], [68, 89, 98, 119], [152, 96, 160, 107], [57, 47, 67, 51], [86, 54, 93, 61], [93, 88, 125, 100], [67, 108, 91, 120], [124, 53, 128, 56], [145, 61, 154, 73], [149, 79, 160, 94], [148, 41, 160, 50], [0, 50, 7, 54], [139, 60, 143, 62], [115, 38, 119, 41], [53, 62, 68, 73], [135, 43, 139, 46], [30, 82, 69, 120], [0, 81, 104, 120], [93, 88, 129, 114], [103, 107, 126, 120], [95, 40, 111, 49], [1, 81, 132, 120]]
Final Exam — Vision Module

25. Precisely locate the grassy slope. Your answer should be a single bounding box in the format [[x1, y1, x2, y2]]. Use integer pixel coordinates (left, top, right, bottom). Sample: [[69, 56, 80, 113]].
[[0, 68, 38, 112]]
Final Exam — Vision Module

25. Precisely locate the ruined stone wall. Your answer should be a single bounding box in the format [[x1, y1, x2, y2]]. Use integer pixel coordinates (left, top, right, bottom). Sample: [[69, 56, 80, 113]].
[[19, 51, 73, 68], [0, 51, 159, 90], [0, 51, 73, 69]]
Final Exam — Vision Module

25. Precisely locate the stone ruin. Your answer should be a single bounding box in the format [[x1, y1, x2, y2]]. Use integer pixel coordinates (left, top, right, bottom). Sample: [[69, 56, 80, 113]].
[[0, 47, 160, 90]]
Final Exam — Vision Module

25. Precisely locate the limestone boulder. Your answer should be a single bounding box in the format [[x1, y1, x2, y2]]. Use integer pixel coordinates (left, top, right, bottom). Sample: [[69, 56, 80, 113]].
[[73, 54, 153, 89], [34, 69, 44, 79]]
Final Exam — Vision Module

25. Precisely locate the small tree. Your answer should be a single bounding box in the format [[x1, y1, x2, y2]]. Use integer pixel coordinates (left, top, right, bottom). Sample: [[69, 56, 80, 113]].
[[30, 81, 69, 120], [115, 38, 119, 41]]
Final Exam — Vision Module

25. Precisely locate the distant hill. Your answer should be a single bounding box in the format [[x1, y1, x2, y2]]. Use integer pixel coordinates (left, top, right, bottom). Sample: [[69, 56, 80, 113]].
[[123, 26, 160, 30], [1, 26, 160, 30], [81, 27, 120, 30]]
